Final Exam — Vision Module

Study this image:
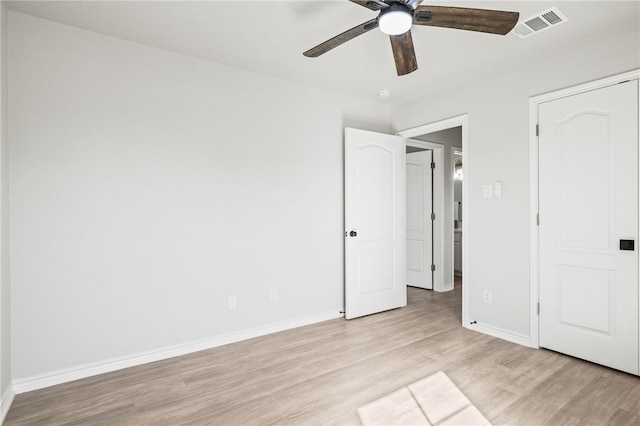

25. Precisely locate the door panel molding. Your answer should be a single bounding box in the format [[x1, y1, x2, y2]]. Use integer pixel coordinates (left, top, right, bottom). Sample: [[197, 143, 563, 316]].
[[529, 69, 640, 351]]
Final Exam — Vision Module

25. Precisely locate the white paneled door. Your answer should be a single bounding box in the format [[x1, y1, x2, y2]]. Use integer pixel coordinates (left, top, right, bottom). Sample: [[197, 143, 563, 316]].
[[539, 80, 639, 375], [345, 128, 406, 319], [406, 150, 433, 289]]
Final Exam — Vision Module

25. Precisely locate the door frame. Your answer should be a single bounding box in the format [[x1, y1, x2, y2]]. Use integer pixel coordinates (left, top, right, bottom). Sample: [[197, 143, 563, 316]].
[[398, 114, 468, 321], [406, 139, 442, 291], [529, 69, 640, 349]]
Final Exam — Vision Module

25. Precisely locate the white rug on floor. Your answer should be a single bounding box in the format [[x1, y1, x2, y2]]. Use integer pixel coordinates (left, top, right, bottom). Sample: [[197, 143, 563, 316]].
[[358, 371, 491, 426]]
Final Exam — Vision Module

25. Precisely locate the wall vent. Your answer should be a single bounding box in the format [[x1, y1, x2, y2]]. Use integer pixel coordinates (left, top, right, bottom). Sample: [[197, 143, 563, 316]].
[[512, 7, 568, 39]]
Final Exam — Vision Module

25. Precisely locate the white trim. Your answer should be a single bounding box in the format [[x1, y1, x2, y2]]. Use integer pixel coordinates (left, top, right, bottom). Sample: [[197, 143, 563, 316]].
[[12, 310, 342, 394], [398, 115, 467, 137], [397, 115, 469, 323], [528, 97, 540, 349], [531, 70, 640, 106], [406, 138, 445, 291], [451, 145, 462, 284], [529, 69, 640, 349], [0, 384, 14, 424], [467, 322, 531, 348]]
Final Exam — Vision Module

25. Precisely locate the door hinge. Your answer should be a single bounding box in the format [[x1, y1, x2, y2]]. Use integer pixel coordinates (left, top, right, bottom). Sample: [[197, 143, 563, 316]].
[[431, 264, 436, 272], [431, 162, 436, 169], [537, 302, 540, 315], [536, 124, 539, 137], [536, 213, 540, 226], [431, 213, 436, 221]]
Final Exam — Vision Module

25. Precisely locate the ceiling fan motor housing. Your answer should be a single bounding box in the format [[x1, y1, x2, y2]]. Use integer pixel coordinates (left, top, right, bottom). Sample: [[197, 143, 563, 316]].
[[378, 3, 414, 35]]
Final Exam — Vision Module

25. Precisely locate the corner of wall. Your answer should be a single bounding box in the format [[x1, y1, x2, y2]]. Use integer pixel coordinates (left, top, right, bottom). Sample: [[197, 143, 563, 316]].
[[0, 383, 14, 424], [0, 0, 12, 414]]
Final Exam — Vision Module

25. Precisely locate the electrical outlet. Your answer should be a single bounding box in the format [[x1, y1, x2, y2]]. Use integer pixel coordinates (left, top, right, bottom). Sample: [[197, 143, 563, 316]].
[[228, 296, 237, 311], [483, 289, 492, 304], [270, 289, 278, 302]]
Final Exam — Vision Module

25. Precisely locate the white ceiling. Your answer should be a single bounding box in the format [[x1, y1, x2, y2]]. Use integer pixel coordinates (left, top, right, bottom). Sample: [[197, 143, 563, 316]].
[[7, 0, 640, 106]]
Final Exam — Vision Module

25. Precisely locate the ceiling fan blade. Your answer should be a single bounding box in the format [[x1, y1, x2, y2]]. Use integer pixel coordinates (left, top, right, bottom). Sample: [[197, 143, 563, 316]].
[[303, 19, 379, 57], [389, 30, 418, 76], [350, 0, 424, 11], [414, 6, 519, 35], [349, 0, 389, 11]]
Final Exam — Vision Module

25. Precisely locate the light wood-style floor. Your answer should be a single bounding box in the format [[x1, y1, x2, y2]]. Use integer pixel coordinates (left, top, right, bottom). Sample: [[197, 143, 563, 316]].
[[6, 280, 640, 425]]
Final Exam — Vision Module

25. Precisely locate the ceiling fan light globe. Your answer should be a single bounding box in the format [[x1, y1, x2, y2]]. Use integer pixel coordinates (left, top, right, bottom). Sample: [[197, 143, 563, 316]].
[[379, 9, 413, 35]]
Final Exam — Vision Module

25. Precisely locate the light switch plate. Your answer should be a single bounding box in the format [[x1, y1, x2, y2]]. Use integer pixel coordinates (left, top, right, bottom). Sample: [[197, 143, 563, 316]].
[[483, 185, 493, 199], [494, 181, 503, 198]]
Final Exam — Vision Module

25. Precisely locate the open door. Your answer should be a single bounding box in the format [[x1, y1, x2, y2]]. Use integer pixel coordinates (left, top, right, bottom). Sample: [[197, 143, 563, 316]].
[[345, 128, 406, 319], [406, 150, 434, 289]]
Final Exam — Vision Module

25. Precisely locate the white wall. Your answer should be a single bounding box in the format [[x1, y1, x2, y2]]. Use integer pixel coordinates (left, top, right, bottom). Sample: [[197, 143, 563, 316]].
[[8, 12, 391, 381], [0, 0, 11, 400], [392, 22, 640, 338]]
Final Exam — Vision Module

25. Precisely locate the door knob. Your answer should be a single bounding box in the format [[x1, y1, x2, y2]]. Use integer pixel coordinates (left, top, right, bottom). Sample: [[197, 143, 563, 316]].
[[620, 239, 635, 251], [350, 230, 357, 237]]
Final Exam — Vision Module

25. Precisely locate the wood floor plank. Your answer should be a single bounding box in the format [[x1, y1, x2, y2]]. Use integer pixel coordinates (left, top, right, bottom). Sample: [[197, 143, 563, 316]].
[[5, 282, 639, 425], [543, 371, 638, 425], [492, 361, 607, 425], [608, 408, 640, 425]]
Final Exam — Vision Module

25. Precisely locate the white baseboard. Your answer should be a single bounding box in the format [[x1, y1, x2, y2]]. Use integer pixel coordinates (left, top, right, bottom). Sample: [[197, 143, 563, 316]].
[[464, 321, 532, 348], [0, 384, 15, 424], [13, 310, 343, 394], [435, 281, 454, 292]]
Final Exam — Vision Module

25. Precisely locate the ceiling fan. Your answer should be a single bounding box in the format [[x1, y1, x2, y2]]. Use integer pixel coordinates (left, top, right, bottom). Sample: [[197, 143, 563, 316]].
[[303, 0, 519, 76]]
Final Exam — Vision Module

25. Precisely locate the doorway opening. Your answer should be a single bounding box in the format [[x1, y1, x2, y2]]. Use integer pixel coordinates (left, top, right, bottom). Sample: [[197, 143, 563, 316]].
[[398, 115, 468, 324], [453, 149, 463, 291]]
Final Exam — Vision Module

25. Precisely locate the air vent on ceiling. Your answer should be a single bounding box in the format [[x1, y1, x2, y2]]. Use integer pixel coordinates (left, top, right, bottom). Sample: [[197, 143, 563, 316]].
[[512, 7, 568, 39]]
